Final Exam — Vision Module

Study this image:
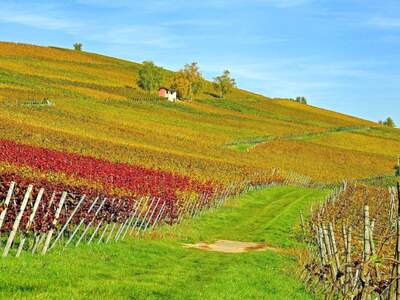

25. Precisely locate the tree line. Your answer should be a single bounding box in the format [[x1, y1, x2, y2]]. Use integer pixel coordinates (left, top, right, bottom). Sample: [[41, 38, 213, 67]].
[[379, 117, 396, 128], [72, 42, 236, 100], [137, 61, 236, 100]]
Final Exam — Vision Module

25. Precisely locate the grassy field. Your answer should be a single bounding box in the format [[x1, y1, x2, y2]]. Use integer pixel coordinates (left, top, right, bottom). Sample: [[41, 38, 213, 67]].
[[0, 186, 329, 299], [0, 42, 399, 186]]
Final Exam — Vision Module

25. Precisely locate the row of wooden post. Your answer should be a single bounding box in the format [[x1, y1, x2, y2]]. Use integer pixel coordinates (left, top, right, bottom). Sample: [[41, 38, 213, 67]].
[[0, 179, 258, 258], [303, 182, 400, 299]]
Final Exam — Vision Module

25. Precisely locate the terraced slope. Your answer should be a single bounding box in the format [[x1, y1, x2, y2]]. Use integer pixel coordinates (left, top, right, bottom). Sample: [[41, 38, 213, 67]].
[[0, 41, 398, 187]]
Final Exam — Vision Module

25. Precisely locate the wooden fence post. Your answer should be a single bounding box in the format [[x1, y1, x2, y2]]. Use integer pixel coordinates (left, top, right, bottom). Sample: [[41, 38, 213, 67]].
[[31, 192, 56, 254], [151, 201, 166, 231], [345, 227, 352, 296], [64, 197, 99, 249], [136, 197, 157, 236], [0, 182, 16, 232], [142, 198, 161, 234], [87, 218, 105, 245], [105, 223, 117, 243], [121, 197, 144, 240], [49, 195, 86, 250], [129, 197, 149, 235], [75, 197, 107, 247], [131, 197, 155, 235], [16, 188, 44, 257], [3, 185, 33, 257], [41, 192, 67, 255]]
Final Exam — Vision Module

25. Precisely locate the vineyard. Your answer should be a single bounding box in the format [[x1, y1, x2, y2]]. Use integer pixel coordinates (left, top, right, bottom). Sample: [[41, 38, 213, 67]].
[[0, 165, 299, 257], [0, 41, 400, 299], [0, 42, 399, 185], [303, 181, 400, 299]]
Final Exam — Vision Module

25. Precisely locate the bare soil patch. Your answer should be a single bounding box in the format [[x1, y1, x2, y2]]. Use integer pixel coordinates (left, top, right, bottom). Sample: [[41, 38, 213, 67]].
[[183, 240, 278, 253]]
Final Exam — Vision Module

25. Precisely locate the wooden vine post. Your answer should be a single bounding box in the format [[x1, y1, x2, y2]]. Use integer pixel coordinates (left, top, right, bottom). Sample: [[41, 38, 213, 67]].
[[17, 188, 45, 257], [121, 197, 144, 240], [3, 185, 33, 257], [0, 182, 15, 232], [50, 195, 86, 250], [76, 197, 107, 247], [42, 192, 67, 255], [64, 197, 99, 248]]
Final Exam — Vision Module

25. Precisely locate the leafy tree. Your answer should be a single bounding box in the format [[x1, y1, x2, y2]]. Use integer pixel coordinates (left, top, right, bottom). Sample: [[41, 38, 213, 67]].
[[213, 70, 236, 99], [172, 62, 203, 100], [295, 97, 307, 104], [383, 117, 396, 128], [138, 61, 163, 92], [172, 71, 190, 99], [73, 43, 82, 51], [379, 117, 396, 128]]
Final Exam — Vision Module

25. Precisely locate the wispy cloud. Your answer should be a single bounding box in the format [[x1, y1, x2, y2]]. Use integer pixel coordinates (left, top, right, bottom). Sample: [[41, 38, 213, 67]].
[[369, 17, 400, 28], [0, 1, 184, 50], [198, 55, 398, 101], [75, 0, 312, 9], [89, 26, 184, 49], [0, 3, 78, 31]]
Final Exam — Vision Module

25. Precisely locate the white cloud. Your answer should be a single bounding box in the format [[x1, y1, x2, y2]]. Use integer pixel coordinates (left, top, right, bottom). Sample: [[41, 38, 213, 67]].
[[0, 4, 78, 31]]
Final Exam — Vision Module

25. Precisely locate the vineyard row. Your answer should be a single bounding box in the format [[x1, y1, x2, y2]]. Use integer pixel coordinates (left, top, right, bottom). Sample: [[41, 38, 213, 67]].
[[0, 176, 292, 258], [302, 182, 400, 299]]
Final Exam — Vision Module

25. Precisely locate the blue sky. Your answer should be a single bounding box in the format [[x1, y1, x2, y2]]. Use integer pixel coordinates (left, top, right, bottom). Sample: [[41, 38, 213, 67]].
[[0, 0, 399, 123]]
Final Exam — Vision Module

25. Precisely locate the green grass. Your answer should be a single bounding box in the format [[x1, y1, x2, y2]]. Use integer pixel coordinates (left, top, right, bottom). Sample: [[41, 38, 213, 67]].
[[0, 186, 329, 299], [226, 126, 371, 152]]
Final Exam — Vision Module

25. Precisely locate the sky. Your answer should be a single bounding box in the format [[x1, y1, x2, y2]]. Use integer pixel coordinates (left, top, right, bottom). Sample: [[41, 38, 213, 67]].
[[0, 0, 399, 123]]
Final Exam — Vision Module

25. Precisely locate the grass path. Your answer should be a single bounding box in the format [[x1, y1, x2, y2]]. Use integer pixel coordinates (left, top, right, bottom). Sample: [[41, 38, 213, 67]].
[[0, 186, 329, 299], [226, 125, 371, 152]]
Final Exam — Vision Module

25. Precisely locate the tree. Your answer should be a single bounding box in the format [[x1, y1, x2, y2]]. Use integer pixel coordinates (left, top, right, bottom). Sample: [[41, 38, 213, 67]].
[[138, 61, 163, 93], [73, 43, 82, 51], [213, 70, 236, 98], [172, 62, 203, 100], [295, 97, 307, 104], [380, 117, 396, 128], [172, 71, 190, 100]]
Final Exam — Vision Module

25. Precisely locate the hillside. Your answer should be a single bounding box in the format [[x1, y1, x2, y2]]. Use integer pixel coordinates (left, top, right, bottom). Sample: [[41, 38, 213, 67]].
[[0, 41, 398, 191]]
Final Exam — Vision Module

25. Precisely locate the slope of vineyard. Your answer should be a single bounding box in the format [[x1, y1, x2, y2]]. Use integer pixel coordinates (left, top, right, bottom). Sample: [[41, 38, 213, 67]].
[[0, 41, 398, 190]]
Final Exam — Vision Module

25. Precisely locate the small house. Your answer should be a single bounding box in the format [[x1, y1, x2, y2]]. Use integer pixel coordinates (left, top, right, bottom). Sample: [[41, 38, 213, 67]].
[[158, 87, 177, 102]]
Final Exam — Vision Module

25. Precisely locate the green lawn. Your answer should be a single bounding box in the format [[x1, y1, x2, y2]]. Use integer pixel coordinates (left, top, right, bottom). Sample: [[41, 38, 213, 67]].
[[0, 186, 329, 299]]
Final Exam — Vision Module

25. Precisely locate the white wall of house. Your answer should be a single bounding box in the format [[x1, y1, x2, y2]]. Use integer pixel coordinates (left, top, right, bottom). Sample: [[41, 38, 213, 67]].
[[167, 91, 177, 102]]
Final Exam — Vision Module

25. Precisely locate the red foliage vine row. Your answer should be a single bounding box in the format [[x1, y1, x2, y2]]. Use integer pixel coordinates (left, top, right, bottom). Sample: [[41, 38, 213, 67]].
[[0, 139, 215, 201]]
